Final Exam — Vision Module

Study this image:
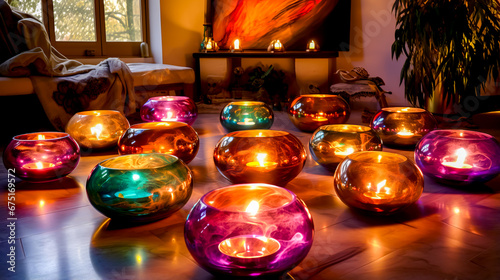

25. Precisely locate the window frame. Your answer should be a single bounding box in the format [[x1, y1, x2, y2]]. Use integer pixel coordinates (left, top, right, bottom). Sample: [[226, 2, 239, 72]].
[[40, 0, 149, 57]]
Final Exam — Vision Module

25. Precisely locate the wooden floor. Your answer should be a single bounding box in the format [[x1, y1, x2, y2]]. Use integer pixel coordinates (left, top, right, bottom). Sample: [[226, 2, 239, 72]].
[[1, 111, 499, 280]]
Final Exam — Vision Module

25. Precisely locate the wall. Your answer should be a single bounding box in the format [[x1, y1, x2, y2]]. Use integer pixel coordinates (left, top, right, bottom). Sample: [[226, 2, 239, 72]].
[[155, 0, 408, 106]]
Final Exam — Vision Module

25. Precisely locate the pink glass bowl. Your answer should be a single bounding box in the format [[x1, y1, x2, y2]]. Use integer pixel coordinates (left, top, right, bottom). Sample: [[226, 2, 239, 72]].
[[140, 96, 198, 125], [333, 151, 424, 214], [415, 130, 500, 185], [288, 94, 350, 132], [213, 130, 307, 186], [370, 107, 437, 147], [118, 122, 199, 164], [3, 132, 80, 182], [184, 184, 314, 278]]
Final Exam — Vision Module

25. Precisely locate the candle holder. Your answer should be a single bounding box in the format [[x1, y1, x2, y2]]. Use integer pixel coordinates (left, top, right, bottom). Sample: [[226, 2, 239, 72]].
[[66, 110, 130, 150], [184, 184, 314, 278], [3, 132, 80, 182], [202, 37, 219, 52], [306, 40, 319, 52], [220, 101, 274, 131], [333, 151, 424, 214], [370, 107, 437, 147], [118, 122, 199, 164], [140, 96, 198, 125], [213, 130, 307, 186], [267, 39, 284, 52], [288, 94, 350, 132], [231, 38, 243, 52], [86, 154, 193, 223], [310, 124, 382, 170], [415, 130, 500, 185]]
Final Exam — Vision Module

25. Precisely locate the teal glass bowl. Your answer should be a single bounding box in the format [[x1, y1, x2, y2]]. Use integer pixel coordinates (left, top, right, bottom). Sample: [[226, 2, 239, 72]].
[[220, 101, 274, 131], [86, 154, 193, 223]]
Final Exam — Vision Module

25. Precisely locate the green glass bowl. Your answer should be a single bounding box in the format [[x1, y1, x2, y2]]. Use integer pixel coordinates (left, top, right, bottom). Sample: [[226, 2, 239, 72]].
[[220, 101, 274, 131], [86, 154, 193, 223]]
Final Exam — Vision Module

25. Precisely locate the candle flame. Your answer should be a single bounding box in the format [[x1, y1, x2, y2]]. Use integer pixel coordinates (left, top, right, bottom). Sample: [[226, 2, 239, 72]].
[[455, 148, 467, 166], [234, 39, 240, 49], [345, 147, 354, 155], [274, 40, 282, 49], [90, 123, 103, 140], [207, 40, 213, 49], [378, 155, 382, 163], [256, 153, 267, 167], [36, 162, 44, 169], [402, 107, 410, 111], [309, 40, 315, 49], [38, 134, 45, 140], [245, 200, 260, 215]]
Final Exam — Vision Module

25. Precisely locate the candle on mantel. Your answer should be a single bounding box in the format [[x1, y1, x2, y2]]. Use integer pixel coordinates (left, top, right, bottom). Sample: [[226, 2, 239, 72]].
[[246, 153, 278, 170], [309, 40, 315, 50], [206, 40, 213, 50], [442, 148, 472, 169], [232, 38, 243, 52], [274, 40, 282, 50]]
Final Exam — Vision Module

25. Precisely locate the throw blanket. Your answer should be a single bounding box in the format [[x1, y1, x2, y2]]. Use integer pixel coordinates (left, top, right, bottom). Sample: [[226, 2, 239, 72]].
[[0, 1, 135, 131]]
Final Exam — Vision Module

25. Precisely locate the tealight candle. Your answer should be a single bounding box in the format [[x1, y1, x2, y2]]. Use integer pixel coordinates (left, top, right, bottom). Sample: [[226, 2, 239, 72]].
[[306, 40, 319, 52], [245, 153, 278, 170], [334, 151, 424, 214], [66, 110, 130, 150], [141, 96, 198, 125], [268, 39, 284, 52], [3, 132, 80, 182], [184, 184, 314, 278], [231, 38, 243, 52], [370, 107, 437, 147], [220, 101, 274, 131], [415, 129, 500, 185]]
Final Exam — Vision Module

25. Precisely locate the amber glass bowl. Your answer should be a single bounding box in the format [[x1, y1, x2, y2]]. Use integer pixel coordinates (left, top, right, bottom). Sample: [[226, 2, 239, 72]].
[[118, 122, 199, 164], [288, 94, 350, 132], [213, 130, 307, 186], [220, 101, 274, 131], [333, 151, 424, 214], [370, 107, 437, 147], [310, 124, 382, 170], [3, 132, 80, 182], [66, 110, 130, 150]]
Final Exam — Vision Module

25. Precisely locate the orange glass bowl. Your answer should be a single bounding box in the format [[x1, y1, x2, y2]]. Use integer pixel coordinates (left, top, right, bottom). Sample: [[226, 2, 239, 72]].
[[213, 130, 307, 186], [333, 151, 424, 214], [3, 132, 80, 182], [370, 107, 437, 147], [140, 96, 198, 125], [310, 124, 382, 170], [66, 110, 130, 150], [288, 94, 350, 132], [220, 101, 274, 131], [86, 154, 193, 222], [118, 122, 199, 164]]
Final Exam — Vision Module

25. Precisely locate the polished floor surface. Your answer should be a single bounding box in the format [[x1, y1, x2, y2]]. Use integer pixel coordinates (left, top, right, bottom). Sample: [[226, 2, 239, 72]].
[[1, 112, 499, 280]]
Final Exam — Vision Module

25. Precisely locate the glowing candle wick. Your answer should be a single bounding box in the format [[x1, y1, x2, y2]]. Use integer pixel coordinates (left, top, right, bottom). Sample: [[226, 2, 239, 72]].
[[442, 148, 472, 169]]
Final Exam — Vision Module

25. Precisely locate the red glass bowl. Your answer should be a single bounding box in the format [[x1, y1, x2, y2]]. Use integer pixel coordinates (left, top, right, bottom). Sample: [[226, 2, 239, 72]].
[[310, 124, 382, 170], [140, 96, 198, 125], [66, 110, 130, 150], [3, 132, 80, 182], [118, 122, 199, 164], [415, 129, 500, 185], [184, 184, 314, 278], [213, 130, 307, 186], [333, 151, 424, 214], [370, 107, 437, 147], [288, 94, 350, 132]]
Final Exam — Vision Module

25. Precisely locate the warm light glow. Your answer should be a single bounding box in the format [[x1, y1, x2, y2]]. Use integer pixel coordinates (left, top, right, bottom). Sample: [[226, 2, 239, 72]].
[[39, 200, 45, 207], [274, 40, 282, 50], [246, 153, 278, 169], [442, 148, 472, 169], [365, 179, 392, 200], [207, 40, 213, 50], [237, 118, 255, 125], [335, 146, 355, 157], [36, 162, 44, 169], [257, 153, 267, 167], [378, 155, 382, 163], [234, 39, 240, 50], [309, 40, 315, 50], [135, 254, 142, 264], [90, 123, 103, 140], [218, 235, 281, 259], [313, 112, 328, 122], [23, 161, 55, 170], [38, 134, 45, 140], [397, 130, 414, 137], [161, 111, 178, 122], [245, 200, 260, 215]]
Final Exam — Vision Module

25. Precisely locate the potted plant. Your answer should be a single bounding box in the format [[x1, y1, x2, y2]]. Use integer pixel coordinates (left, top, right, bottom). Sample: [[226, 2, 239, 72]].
[[392, 0, 500, 115]]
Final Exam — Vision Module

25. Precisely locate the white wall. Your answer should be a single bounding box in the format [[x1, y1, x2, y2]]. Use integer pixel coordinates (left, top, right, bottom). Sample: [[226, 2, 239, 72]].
[[154, 0, 408, 106]]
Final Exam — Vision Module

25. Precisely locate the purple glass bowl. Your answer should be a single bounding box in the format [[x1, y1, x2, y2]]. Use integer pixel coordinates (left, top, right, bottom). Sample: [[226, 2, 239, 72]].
[[415, 130, 500, 185], [184, 184, 314, 278], [3, 132, 80, 182], [140, 96, 198, 125]]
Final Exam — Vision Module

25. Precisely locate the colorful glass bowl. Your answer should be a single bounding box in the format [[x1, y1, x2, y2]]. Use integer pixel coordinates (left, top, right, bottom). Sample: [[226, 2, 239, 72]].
[[220, 101, 274, 131], [333, 151, 424, 214], [140, 96, 198, 125], [184, 184, 314, 278], [213, 130, 307, 186], [86, 154, 193, 222], [310, 124, 382, 170], [370, 107, 437, 147], [66, 110, 130, 150], [415, 129, 500, 185], [118, 122, 199, 164], [3, 132, 80, 182], [288, 94, 350, 132]]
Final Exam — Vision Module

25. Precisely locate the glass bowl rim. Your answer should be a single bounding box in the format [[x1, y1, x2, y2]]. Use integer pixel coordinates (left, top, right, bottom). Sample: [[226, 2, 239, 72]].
[[381, 107, 427, 113], [200, 183, 297, 213], [346, 151, 408, 164], [97, 153, 180, 170], [224, 129, 290, 138], [13, 132, 71, 141], [148, 96, 191, 102], [129, 121, 190, 130], [226, 101, 268, 106], [317, 124, 373, 133], [425, 129, 495, 141], [73, 110, 122, 116]]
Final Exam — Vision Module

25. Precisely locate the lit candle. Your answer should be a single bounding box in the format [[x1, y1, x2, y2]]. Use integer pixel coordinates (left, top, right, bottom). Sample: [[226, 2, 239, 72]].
[[442, 148, 472, 169], [219, 235, 281, 261], [23, 161, 55, 170], [313, 112, 328, 122], [309, 40, 315, 50], [234, 39, 240, 50], [397, 130, 415, 138], [363, 179, 394, 201], [274, 40, 282, 50], [90, 123, 103, 140], [160, 111, 178, 122], [236, 118, 255, 125], [246, 153, 278, 170], [115, 189, 153, 199], [206, 40, 213, 50], [335, 146, 355, 157]]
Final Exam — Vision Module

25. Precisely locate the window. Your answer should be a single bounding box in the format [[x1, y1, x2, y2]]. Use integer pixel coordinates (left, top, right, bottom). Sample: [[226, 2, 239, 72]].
[[7, 0, 148, 57]]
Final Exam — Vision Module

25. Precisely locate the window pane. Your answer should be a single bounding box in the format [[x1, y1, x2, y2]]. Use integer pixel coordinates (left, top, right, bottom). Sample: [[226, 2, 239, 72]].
[[53, 0, 96, 41], [7, 0, 42, 20], [104, 0, 142, 42]]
